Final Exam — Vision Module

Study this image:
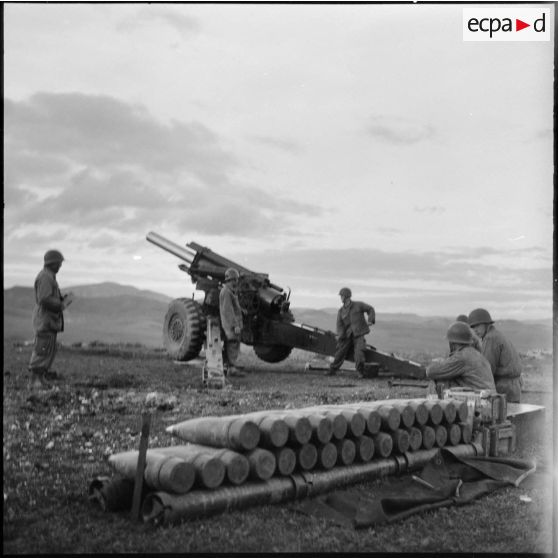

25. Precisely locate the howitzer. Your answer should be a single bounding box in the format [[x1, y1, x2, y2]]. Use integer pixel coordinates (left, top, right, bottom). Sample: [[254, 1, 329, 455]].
[[146, 231, 425, 378]]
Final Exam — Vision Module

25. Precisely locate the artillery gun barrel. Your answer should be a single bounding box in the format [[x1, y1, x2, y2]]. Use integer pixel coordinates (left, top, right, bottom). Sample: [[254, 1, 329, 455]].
[[146, 231, 196, 264]]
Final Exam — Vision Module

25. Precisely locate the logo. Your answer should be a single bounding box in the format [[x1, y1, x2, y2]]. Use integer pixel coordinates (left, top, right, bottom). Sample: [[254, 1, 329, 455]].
[[463, 8, 551, 41]]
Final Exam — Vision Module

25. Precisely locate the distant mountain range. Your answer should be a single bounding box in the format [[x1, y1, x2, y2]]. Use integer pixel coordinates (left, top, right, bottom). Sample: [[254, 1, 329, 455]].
[[4, 282, 553, 354]]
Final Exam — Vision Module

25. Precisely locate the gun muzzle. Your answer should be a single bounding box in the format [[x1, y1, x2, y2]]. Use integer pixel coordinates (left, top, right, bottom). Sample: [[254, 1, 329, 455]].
[[146, 231, 196, 264]]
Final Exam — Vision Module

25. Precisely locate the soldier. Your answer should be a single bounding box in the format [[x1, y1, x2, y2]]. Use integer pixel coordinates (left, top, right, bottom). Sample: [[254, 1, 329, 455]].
[[426, 321, 496, 392], [455, 314, 482, 351], [219, 267, 244, 378], [327, 287, 375, 377], [468, 308, 523, 403], [28, 250, 73, 390]]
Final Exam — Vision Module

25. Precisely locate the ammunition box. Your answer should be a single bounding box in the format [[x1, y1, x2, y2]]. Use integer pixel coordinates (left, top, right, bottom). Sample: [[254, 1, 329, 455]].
[[479, 421, 516, 456], [362, 363, 380, 378], [506, 403, 545, 452]]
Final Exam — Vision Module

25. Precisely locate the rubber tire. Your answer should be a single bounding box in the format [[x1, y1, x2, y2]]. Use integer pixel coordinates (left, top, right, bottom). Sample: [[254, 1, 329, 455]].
[[253, 344, 292, 363], [163, 298, 206, 361]]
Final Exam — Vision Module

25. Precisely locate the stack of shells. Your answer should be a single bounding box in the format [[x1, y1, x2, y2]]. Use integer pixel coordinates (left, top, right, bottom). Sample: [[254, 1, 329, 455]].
[[107, 398, 470, 496]]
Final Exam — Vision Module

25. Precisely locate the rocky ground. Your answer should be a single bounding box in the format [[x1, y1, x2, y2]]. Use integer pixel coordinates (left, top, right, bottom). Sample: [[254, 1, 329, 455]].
[[2, 341, 554, 553]]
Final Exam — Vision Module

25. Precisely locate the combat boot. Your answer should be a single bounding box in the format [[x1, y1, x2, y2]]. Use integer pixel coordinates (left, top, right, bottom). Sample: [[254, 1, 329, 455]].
[[30, 369, 44, 390], [37, 369, 53, 390], [45, 369, 61, 381]]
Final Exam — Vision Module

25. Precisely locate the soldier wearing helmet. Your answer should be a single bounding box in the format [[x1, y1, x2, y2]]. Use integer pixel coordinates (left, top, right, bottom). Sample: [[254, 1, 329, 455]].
[[327, 287, 376, 377], [219, 267, 244, 377], [455, 314, 482, 351], [28, 249, 73, 389], [426, 322, 495, 392], [467, 308, 523, 403]]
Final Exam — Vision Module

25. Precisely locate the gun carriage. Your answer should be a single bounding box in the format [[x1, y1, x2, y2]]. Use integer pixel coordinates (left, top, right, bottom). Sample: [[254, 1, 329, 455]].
[[146, 231, 425, 378]]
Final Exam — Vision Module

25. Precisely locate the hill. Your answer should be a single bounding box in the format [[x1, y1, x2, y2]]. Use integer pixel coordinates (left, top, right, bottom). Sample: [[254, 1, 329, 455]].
[[3, 284, 171, 347], [292, 308, 552, 355], [4, 285, 552, 354]]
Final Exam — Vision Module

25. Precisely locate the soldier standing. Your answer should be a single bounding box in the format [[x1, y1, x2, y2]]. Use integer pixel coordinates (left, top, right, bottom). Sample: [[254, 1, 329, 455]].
[[219, 267, 244, 377], [426, 322, 496, 392], [327, 287, 375, 377], [28, 250, 72, 390], [467, 308, 523, 403]]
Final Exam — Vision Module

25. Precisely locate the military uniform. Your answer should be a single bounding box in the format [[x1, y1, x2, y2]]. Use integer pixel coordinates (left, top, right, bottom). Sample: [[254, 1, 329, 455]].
[[481, 325, 523, 403], [426, 346, 496, 391], [329, 300, 375, 376], [219, 283, 243, 368], [29, 267, 65, 384]]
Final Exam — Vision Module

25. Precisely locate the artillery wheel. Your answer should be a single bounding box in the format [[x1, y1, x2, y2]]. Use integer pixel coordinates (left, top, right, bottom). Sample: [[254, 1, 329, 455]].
[[253, 344, 292, 363], [163, 298, 206, 361]]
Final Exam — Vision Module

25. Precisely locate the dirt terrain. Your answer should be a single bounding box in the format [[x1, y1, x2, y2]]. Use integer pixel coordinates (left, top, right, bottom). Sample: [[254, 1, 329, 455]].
[[2, 341, 554, 554]]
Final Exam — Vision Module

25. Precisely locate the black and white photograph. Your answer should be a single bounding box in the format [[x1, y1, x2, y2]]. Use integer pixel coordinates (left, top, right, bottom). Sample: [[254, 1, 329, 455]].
[[3, 2, 555, 554]]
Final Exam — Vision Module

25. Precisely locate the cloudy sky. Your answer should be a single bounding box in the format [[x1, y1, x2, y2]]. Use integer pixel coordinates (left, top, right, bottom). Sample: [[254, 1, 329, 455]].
[[4, 3, 554, 319]]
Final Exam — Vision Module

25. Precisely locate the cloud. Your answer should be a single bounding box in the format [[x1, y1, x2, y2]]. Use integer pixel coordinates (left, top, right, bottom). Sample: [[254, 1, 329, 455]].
[[365, 115, 436, 145], [413, 205, 445, 215], [375, 227, 402, 236], [244, 246, 551, 292], [4, 93, 236, 179], [4, 92, 323, 240], [249, 135, 302, 154], [116, 8, 200, 36]]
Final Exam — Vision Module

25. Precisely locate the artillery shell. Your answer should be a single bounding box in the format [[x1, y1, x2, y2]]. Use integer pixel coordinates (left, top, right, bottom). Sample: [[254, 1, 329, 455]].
[[219, 451, 250, 486], [333, 438, 356, 466], [154, 446, 226, 489], [460, 422, 472, 444], [246, 448, 276, 481], [108, 450, 196, 494], [321, 412, 348, 440], [279, 414, 313, 445], [273, 447, 297, 476], [308, 414, 333, 444], [420, 425, 436, 450], [372, 432, 393, 457], [434, 425, 448, 447], [340, 410, 366, 438], [355, 408, 381, 435], [255, 416, 290, 449], [354, 435, 375, 462], [408, 401, 429, 426], [377, 405, 401, 431], [157, 445, 249, 487], [447, 423, 462, 446], [316, 442, 338, 470], [392, 403, 415, 429], [454, 400, 469, 423], [166, 417, 260, 452], [423, 401, 444, 426], [147, 456, 197, 494], [296, 443, 318, 471], [390, 429, 411, 454], [405, 427, 423, 452], [438, 400, 457, 424]]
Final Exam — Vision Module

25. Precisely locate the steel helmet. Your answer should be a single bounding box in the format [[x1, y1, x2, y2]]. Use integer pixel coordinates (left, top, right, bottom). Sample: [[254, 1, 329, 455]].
[[339, 287, 352, 298], [446, 322, 473, 345], [456, 314, 469, 323], [44, 250, 64, 265], [224, 267, 240, 282], [468, 308, 493, 327]]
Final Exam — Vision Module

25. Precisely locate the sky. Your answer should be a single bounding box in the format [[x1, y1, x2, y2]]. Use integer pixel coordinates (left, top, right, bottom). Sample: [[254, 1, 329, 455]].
[[3, 3, 554, 319]]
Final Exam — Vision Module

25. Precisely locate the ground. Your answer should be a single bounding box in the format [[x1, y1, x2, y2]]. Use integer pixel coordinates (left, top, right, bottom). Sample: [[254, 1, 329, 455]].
[[2, 341, 555, 554]]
